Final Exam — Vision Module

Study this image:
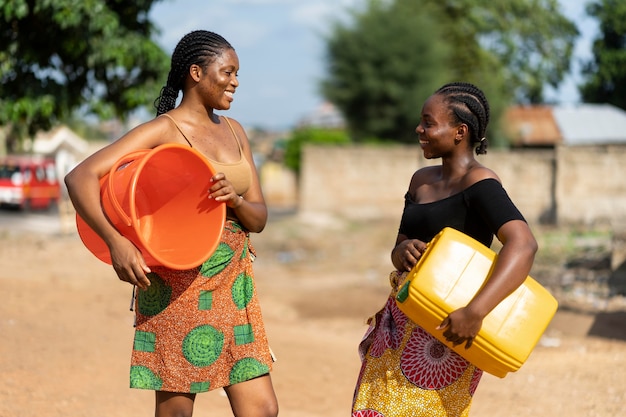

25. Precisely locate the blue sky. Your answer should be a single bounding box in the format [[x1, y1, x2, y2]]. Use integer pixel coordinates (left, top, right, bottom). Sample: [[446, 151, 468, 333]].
[[149, 0, 597, 131]]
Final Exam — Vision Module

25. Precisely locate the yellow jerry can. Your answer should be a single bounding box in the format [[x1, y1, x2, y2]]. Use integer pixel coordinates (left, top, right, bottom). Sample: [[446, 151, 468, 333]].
[[396, 227, 558, 377]]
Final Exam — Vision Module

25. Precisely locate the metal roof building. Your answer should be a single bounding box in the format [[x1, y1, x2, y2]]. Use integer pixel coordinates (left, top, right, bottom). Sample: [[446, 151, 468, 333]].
[[503, 103, 626, 147], [552, 104, 626, 146]]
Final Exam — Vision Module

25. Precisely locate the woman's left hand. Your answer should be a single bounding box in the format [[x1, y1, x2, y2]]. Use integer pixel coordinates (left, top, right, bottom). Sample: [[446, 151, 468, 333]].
[[437, 219, 537, 350], [437, 307, 483, 349], [208, 172, 244, 209]]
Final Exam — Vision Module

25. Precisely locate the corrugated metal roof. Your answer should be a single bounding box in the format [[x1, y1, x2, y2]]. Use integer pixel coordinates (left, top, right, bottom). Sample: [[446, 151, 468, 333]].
[[503, 106, 563, 146], [552, 104, 626, 146], [503, 104, 626, 147]]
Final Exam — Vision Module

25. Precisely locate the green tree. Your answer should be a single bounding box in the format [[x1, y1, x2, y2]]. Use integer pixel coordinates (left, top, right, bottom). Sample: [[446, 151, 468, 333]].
[[321, 0, 453, 143], [321, 0, 578, 144], [459, 0, 578, 104], [580, 0, 626, 110], [0, 0, 169, 151]]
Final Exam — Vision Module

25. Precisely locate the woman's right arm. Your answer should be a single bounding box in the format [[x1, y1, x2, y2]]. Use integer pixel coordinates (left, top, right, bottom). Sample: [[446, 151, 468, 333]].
[[391, 171, 428, 272], [65, 119, 171, 289], [391, 234, 427, 272]]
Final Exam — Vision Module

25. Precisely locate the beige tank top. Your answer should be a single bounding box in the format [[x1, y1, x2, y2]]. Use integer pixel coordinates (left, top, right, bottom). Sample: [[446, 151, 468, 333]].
[[160, 114, 252, 196]]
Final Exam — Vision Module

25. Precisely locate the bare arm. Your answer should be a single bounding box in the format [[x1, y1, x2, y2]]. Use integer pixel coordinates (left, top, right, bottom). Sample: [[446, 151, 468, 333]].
[[64, 118, 174, 289], [391, 234, 428, 272], [438, 219, 538, 347], [209, 118, 267, 233], [390, 170, 430, 271]]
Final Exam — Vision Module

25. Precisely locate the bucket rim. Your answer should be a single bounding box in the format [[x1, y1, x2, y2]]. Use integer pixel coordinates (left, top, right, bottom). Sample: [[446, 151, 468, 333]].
[[128, 143, 226, 269]]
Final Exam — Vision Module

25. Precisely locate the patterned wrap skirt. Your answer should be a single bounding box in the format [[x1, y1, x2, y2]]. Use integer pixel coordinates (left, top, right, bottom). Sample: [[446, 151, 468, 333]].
[[129, 220, 274, 393], [352, 271, 483, 417]]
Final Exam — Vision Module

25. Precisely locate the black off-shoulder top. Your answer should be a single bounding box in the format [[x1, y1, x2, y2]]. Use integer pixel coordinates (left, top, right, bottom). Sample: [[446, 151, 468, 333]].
[[398, 178, 526, 247]]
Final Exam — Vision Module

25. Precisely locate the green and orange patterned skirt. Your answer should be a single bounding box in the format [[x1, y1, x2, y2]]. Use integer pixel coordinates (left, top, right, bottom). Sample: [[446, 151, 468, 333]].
[[129, 220, 274, 393], [352, 271, 483, 417]]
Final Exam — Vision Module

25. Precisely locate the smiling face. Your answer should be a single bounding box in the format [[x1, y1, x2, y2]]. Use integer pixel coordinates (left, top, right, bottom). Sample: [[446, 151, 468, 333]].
[[415, 94, 464, 159], [193, 48, 240, 111]]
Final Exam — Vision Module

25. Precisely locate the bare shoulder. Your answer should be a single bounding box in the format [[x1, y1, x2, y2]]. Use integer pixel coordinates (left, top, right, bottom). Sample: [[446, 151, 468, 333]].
[[222, 116, 247, 137], [467, 165, 501, 185], [221, 116, 252, 154], [118, 115, 179, 148], [409, 165, 440, 188], [413, 165, 441, 181]]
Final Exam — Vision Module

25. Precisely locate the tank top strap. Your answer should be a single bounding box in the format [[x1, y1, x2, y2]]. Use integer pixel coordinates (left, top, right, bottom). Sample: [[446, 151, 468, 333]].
[[158, 114, 193, 147], [221, 116, 244, 153]]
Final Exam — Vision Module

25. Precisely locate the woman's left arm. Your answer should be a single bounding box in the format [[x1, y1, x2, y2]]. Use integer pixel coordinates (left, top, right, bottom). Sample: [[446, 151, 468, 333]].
[[210, 119, 267, 233], [466, 219, 537, 317], [439, 219, 538, 347]]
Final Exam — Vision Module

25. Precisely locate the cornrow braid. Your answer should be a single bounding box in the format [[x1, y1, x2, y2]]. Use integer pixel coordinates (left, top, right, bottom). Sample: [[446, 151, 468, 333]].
[[154, 30, 234, 116], [436, 82, 490, 155]]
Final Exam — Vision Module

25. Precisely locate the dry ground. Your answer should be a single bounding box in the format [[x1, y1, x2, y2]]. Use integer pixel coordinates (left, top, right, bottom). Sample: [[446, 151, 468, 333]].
[[1, 210, 625, 417]]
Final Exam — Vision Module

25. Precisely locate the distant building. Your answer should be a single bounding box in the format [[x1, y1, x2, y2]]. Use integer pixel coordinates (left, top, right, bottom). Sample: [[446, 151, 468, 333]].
[[31, 125, 89, 185], [553, 104, 626, 146], [504, 104, 626, 147], [297, 102, 345, 129]]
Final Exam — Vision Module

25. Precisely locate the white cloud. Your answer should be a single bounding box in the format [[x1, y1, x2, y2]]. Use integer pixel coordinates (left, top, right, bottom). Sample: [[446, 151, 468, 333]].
[[226, 0, 284, 3], [290, 3, 335, 28], [150, 2, 233, 50], [289, 0, 361, 32], [225, 21, 273, 49]]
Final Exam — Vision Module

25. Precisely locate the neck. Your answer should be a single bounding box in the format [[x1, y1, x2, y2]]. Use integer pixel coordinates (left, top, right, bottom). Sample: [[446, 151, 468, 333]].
[[176, 98, 219, 123], [440, 152, 477, 180]]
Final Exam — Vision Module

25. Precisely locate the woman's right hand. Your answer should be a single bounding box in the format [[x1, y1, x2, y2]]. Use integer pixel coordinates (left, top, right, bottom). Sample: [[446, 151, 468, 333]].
[[107, 235, 152, 290], [64, 117, 173, 291], [392, 238, 427, 272]]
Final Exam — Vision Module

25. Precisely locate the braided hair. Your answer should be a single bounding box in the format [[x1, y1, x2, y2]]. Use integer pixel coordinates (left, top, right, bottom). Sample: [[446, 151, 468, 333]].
[[154, 30, 234, 116], [435, 82, 490, 155]]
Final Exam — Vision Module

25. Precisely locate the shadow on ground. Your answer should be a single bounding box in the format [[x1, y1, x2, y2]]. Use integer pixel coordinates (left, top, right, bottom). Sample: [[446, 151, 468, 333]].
[[588, 311, 626, 341]]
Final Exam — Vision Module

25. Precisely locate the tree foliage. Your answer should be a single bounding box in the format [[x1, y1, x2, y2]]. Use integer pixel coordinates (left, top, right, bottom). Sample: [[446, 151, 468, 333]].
[[321, 0, 453, 143], [0, 0, 169, 150], [580, 0, 626, 110], [321, 0, 578, 143], [462, 0, 578, 103]]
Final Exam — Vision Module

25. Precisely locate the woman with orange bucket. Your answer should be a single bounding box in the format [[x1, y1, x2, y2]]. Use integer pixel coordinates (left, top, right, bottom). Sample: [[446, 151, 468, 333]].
[[351, 83, 538, 417], [65, 30, 278, 417]]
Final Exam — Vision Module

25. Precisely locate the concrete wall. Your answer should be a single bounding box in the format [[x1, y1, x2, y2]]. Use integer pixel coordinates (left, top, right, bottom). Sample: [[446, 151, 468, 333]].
[[298, 145, 423, 219], [480, 150, 556, 225], [296, 144, 626, 227], [555, 146, 626, 226]]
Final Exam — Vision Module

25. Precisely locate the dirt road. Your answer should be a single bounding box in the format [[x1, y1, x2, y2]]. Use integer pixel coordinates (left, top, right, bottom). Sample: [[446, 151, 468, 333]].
[[1, 212, 624, 416]]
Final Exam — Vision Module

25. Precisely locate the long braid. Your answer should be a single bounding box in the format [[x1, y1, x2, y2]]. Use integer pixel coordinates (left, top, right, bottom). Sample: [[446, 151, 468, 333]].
[[436, 82, 490, 155], [154, 30, 234, 116]]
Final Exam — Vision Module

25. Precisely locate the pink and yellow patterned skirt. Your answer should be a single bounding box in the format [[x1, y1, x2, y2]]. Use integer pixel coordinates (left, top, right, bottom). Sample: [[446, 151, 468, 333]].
[[352, 271, 483, 417], [129, 221, 274, 393]]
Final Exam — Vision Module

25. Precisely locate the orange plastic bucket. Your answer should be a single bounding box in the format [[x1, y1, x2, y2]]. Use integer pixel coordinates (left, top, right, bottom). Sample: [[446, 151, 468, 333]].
[[76, 143, 226, 270]]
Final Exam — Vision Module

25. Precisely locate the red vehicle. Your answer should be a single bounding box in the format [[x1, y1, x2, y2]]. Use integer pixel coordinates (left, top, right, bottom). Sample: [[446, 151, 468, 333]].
[[0, 156, 61, 210]]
